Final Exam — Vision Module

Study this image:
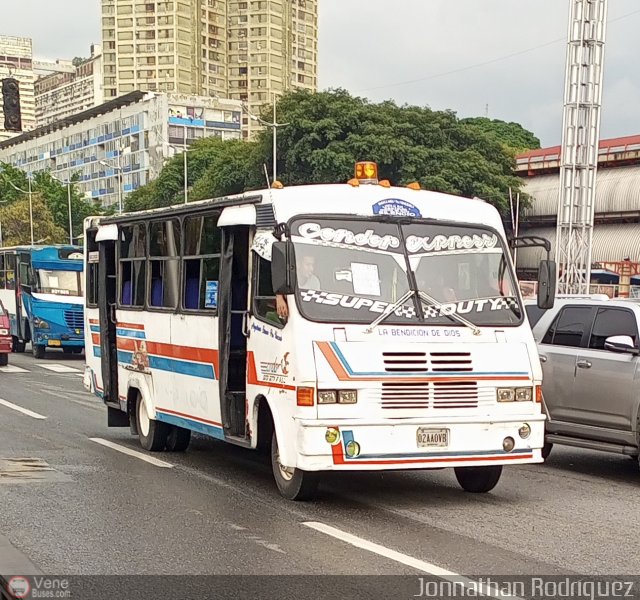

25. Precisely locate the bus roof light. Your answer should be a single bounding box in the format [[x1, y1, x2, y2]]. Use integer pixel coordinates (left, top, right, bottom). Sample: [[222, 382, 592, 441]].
[[347, 178, 361, 187], [355, 161, 379, 184], [378, 180, 391, 188], [407, 182, 421, 190], [272, 180, 284, 189]]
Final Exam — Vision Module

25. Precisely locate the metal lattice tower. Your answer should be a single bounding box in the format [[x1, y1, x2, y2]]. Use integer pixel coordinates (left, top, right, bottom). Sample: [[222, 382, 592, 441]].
[[556, 0, 608, 294]]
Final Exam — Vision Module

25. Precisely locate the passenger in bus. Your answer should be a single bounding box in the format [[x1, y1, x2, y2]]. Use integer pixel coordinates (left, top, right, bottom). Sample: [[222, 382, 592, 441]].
[[275, 253, 320, 321], [298, 254, 320, 289]]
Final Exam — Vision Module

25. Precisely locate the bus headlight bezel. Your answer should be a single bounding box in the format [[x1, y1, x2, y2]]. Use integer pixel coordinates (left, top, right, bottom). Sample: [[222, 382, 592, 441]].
[[497, 387, 533, 402], [317, 390, 358, 405]]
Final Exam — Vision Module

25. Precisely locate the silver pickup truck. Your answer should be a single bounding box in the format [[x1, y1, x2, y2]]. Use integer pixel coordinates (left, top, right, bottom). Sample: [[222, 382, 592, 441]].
[[525, 296, 640, 466]]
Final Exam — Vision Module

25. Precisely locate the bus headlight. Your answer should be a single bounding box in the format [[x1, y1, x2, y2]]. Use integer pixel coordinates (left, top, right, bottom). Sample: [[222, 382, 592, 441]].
[[318, 391, 337, 404], [497, 387, 533, 402], [0, 328, 8, 335], [318, 390, 358, 404], [497, 388, 515, 402], [515, 388, 533, 402], [34, 318, 50, 330], [519, 423, 531, 439], [338, 390, 357, 404]]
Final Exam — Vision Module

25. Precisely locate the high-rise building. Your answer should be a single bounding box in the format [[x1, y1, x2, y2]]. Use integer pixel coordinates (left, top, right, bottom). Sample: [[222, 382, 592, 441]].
[[101, 0, 318, 138], [0, 91, 243, 209], [35, 44, 105, 128], [0, 35, 36, 142]]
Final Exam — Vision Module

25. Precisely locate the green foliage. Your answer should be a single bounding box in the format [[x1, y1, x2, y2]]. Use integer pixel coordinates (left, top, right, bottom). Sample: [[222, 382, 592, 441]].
[[0, 195, 67, 246], [460, 117, 541, 154], [72, 57, 87, 67], [124, 89, 539, 215], [0, 162, 105, 245]]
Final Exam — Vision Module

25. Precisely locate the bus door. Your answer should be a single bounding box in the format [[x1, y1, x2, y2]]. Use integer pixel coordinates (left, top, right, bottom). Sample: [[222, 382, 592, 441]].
[[16, 252, 33, 343], [218, 226, 250, 439], [97, 237, 119, 406]]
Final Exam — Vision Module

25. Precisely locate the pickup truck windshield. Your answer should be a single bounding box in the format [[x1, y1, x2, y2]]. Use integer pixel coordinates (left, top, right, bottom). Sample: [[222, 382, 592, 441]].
[[290, 218, 522, 327]]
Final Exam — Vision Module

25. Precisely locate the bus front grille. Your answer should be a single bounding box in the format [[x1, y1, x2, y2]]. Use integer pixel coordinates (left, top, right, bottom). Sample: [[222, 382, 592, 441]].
[[64, 310, 84, 331]]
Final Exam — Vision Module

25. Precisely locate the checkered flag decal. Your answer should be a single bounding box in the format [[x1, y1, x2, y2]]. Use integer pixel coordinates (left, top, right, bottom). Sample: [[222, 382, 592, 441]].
[[301, 289, 326, 302]]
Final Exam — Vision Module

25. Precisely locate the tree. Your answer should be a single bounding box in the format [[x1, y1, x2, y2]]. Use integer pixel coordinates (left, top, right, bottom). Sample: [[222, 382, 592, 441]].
[[0, 195, 67, 246], [256, 89, 527, 213], [460, 117, 541, 154], [125, 89, 539, 215], [72, 57, 87, 67], [1, 163, 104, 245]]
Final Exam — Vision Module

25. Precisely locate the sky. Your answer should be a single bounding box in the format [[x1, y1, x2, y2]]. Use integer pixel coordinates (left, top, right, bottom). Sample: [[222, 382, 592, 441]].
[[4, 0, 640, 147]]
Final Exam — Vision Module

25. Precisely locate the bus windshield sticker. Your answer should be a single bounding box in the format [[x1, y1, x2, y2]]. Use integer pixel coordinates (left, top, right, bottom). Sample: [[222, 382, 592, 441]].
[[372, 198, 422, 217], [205, 280, 218, 308], [350, 263, 381, 296]]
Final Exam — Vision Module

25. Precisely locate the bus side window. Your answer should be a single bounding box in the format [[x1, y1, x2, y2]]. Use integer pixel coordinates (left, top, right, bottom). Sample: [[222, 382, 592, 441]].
[[148, 219, 180, 309], [253, 256, 282, 327], [119, 223, 147, 307], [182, 213, 221, 311]]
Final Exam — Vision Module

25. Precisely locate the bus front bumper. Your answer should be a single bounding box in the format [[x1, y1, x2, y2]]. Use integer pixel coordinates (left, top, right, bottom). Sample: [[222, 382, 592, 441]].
[[294, 414, 546, 471]]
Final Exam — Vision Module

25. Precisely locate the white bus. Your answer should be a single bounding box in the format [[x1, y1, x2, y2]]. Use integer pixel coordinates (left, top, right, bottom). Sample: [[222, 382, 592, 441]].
[[83, 163, 555, 500]]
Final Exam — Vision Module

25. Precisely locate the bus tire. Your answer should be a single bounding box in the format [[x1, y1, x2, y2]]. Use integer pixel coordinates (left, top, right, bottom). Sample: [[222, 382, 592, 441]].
[[542, 442, 553, 460], [165, 426, 191, 452], [12, 337, 25, 353], [0, 353, 8, 366], [32, 344, 46, 359], [270, 431, 319, 501], [136, 394, 168, 452], [454, 465, 502, 493]]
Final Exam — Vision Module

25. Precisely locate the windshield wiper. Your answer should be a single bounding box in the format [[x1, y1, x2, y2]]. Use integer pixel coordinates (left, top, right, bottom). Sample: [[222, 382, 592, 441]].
[[364, 290, 415, 333], [417, 291, 481, 336]]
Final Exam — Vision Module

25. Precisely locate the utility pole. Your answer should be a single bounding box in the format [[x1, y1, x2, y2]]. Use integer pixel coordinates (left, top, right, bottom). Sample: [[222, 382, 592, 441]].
[[555, 0, 608, 294]]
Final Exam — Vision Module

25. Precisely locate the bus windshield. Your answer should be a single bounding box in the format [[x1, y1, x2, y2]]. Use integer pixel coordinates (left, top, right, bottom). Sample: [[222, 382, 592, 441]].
[[290, 218, 522, 327], [36, 269, 83, 297]]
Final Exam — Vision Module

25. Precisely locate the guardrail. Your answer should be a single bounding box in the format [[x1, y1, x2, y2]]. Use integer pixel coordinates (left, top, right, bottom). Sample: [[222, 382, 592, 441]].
[[519, 281, 640, 299]]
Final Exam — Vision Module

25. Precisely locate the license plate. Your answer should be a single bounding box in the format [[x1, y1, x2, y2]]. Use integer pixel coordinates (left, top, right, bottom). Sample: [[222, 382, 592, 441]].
[[417, 428, 449, 448], [48, 340, 61, 347]]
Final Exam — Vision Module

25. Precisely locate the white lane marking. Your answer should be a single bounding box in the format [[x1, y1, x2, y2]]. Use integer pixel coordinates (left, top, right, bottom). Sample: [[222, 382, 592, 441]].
[[89, 438, 174, 468], [0, 399, 47, 420], [0, 365, 30, 373], [302, 522, 523, 600], [39, 364, 80, 373]]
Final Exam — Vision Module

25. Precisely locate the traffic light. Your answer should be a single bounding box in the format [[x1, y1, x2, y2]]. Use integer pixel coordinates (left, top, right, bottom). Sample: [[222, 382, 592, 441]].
[[2, 77, 22, 132]]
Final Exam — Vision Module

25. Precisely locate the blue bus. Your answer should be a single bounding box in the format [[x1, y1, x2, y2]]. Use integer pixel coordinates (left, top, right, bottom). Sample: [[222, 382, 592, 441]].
[[0, 245, 84, 358]]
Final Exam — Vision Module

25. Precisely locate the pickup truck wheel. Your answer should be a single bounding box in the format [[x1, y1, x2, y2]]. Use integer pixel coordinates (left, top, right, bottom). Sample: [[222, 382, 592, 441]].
[[271, 431, 319, 501], [455, 465, 503, 493]]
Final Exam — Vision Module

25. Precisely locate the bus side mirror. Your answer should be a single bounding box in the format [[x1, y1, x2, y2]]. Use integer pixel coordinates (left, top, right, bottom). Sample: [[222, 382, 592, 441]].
[[271, 241, 296, 295], [537, 260, 556, 310]]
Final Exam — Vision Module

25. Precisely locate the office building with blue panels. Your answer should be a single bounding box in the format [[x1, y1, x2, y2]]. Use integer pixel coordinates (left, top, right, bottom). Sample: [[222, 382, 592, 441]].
[[0, 90, 243, 208]]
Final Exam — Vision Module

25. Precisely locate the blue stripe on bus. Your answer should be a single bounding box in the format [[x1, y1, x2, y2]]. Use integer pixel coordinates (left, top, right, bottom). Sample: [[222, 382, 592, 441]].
[[155, 411, 224, 440], [116, 351, 215, 380], [116, 328, 146, 339]]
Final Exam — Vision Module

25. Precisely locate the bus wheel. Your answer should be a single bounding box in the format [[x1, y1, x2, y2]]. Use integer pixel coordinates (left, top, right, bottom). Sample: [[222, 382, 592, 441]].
[[136, 394, 168, 452], [454, 465, 502, 493], [270, 431, 319, 501], [12, 337, 25, 353], [165, 426, 191, 452], [542, 442, 553, 460], [32, 344, 46, 359], [0, 353, 8, 366]]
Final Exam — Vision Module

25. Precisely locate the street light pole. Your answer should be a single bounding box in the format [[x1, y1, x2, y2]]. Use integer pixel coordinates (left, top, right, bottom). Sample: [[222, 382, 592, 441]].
[[117, 152, 123, 215], [272, 98, 277, 184], [27, 175, 34, 245], [183, 126, 188, 204]]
